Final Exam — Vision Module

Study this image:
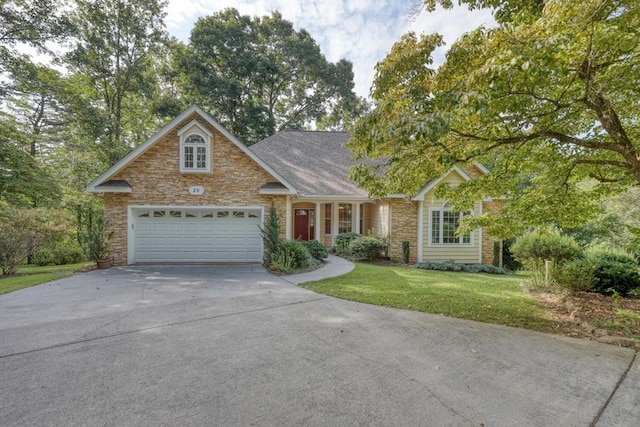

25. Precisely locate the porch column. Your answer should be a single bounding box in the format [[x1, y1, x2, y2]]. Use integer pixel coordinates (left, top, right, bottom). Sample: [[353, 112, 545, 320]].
[[315, 202, 321, 241], [285, 196, 292, 240], [417, 200, 424, 262], [332, 202, 339, 244]]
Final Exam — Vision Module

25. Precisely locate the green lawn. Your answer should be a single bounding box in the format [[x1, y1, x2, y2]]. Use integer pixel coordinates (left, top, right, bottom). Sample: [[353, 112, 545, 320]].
[[301, 263, 554, 331], [0, 262, 93, 295]]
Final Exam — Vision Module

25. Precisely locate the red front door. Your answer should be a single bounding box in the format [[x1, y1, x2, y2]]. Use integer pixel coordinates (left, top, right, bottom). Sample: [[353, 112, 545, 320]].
[[294, 209, 315, 241]]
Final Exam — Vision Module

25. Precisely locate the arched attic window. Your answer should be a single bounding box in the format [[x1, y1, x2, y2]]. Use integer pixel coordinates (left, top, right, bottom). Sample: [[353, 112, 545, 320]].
[[178, 121, 212, 173]]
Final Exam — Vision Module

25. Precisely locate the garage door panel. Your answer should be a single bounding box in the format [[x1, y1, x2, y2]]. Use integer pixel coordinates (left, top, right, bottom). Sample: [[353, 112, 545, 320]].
[[151, 223, 168, 232], [134, 208, 262, 263], [167, 223, 183, 233], [184, 223, 201, 232]]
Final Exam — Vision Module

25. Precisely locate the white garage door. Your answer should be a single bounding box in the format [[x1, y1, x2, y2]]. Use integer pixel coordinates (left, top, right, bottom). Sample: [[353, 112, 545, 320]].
[[133, 207, 263, 262]]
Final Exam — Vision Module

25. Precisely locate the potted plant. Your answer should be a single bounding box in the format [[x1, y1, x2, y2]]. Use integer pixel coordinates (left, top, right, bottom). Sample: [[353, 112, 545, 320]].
[[77, 206, 114, 269]]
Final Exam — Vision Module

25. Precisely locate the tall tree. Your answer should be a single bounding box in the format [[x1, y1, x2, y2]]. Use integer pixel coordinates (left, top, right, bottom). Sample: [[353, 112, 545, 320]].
[[0, 0, 71, 102], [349, 0, 640, 237], [65, 0, 168, 166], [176, 8, 364, 144]]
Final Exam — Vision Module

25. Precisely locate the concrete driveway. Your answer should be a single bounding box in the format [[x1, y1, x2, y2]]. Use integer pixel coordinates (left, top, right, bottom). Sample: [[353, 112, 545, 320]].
[[0, 264, 638, 426]]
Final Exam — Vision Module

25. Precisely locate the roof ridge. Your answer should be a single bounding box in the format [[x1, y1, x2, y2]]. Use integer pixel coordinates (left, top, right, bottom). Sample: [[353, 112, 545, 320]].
[[279, 129, 349, 134]]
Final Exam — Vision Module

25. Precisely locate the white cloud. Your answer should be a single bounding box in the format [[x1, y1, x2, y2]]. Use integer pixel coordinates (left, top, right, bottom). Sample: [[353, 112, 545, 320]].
[[165, 0, 496, 97]]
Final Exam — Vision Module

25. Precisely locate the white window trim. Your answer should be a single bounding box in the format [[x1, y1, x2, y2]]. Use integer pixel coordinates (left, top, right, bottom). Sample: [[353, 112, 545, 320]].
[[428, 206, 474, 246], [178, 121, 212, 173]]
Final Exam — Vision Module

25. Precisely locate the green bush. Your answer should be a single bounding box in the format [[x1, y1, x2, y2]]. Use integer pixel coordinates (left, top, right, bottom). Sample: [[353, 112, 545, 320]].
[[260, 202, 281, 263], [511, 230, 582, 287], [584, 246, 640, 296], [402, 241, 410, 263], [348, 236, 387, 260], [553, 258, 597, 292], [34, 240, 86, 266], [335, 232, 360, 256], [302, 240, 328, 260], [416, 262, 507, 275], [270, 240, 309, 273]]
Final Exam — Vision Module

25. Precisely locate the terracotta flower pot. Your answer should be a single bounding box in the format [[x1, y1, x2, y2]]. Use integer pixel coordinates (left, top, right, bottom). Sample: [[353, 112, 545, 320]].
[[97, 258, 112, 269]]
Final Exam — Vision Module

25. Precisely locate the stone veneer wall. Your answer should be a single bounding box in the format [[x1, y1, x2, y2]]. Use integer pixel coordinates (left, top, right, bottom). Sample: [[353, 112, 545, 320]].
[[102, 112, 286, 265], [481, 199, 504, 265], [387, 198, 419, 263]]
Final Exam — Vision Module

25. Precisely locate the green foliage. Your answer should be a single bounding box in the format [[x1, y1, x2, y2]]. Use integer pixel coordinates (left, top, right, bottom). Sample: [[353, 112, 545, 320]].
[[511, 230, 582, 287], [269, 240, 310, 274], [553, 258, 597, 292], [416, 261, 506, 274], [260, 202, 281, 263], [176, 8, 364, 144], [0, 205, 46, 275], [334, 232, 360, 256], [65, 0, 168, 165], [350, 1, 640, 237], [582, 247, 640, 296], [302, 240, 328, 260], [402, 240, 410, 264], [33, 239, 86, 266], [348, 236, 387, 261], [77, 206, 113, 263]]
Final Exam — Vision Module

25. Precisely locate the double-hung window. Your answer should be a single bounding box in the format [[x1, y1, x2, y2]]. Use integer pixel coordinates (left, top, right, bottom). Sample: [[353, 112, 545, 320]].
[[430, 207, 472, 245], [183, 134, 207, 170]]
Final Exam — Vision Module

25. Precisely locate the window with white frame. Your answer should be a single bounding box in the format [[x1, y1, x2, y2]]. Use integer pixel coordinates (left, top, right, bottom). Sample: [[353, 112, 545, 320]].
[[338, 203, 352, 234], [430, 206, 472, 245], [180, 132, 210, 172]]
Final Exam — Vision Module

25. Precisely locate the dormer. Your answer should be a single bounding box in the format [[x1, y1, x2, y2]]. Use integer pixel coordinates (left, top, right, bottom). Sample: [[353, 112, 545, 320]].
[[177, 120, 213, 173]]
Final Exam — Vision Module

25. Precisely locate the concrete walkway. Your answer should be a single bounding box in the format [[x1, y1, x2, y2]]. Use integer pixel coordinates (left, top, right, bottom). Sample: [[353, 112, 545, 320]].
[[284, 254, 354, 284], [0, 263, 638, 426]]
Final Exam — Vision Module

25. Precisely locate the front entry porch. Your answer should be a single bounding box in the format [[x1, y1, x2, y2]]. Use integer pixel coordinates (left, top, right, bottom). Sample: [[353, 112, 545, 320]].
[[288, 199, 386, 249]]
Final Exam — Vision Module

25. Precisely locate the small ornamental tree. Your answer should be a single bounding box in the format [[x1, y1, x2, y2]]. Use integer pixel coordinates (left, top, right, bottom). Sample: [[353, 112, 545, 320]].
[[260, 201, 281, 264], [77, 206, 113, 265], [0, 205, 45, 275]]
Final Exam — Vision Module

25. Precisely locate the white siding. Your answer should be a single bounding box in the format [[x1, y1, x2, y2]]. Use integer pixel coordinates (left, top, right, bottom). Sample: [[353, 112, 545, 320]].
[[420, 171, 481, 263]]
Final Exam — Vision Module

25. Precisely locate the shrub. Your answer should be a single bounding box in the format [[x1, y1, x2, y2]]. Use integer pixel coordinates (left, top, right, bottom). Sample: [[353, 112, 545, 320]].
[[260, 202, 281, 263], [511, 230, 582, 287], [0, 205, 46, 275], [402, 241, 410, 264], [270, 240, 309, 273], [77, 207, 113, 263], [34, 239, 86, 266], [583, 246, 640, 296], [348, 236, 387, 260], [335, 232, 360, 256], [415, 262, 507, 274], [302, 240, 328, 260], [553, 258, 597, 292]]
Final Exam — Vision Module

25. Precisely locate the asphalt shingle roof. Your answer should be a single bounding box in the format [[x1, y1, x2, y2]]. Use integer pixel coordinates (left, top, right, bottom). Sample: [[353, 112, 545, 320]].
[[250, 130, 368, 198]]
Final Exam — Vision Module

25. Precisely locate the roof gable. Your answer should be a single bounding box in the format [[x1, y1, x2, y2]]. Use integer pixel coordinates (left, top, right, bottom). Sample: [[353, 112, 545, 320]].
[[411, 163, 487, 201], [86, 105, 296, 193]]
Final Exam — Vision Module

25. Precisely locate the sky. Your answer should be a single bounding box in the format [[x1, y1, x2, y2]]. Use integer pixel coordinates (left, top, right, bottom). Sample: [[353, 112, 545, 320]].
[[164, 0, 496, 98]]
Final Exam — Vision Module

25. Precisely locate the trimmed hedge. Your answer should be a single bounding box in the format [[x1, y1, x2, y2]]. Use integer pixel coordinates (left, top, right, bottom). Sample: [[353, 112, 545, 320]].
[[335, 232, 360, 256], [302, 240, 328, 260], [416, 261, 507, 274], [348, 236, 386, 260]]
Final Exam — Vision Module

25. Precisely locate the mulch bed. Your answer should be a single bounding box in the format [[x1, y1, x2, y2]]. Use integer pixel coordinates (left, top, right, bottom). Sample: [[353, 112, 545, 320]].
[[530, 290, 640, 345]]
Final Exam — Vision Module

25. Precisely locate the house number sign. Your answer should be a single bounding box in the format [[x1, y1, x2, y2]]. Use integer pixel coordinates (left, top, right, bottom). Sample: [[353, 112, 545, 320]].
[[189, 186, 204, 195]]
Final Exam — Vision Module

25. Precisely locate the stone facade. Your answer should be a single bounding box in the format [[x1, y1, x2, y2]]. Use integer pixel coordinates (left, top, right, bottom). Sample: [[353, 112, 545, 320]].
[[481, 199, 504, 266], [103, 112, 286, 265], [387, 198, 419, 263]]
